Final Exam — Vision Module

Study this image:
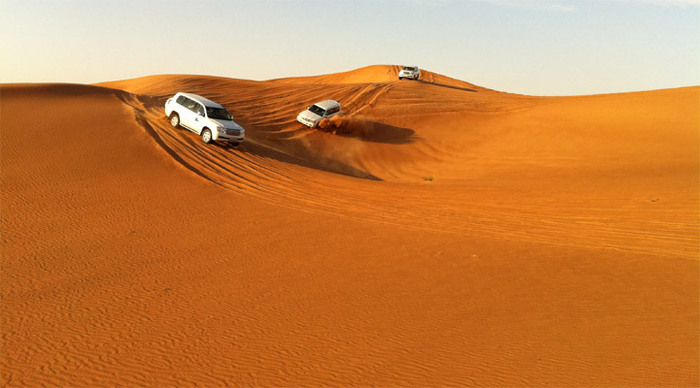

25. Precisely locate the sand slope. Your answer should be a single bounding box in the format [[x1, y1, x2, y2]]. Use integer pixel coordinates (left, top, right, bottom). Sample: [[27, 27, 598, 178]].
[[2, 66, 698, 386]]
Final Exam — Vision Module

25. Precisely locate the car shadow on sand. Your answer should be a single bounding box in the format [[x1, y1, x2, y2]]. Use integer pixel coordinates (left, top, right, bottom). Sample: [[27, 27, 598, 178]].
[[318, 119, 417, 145]]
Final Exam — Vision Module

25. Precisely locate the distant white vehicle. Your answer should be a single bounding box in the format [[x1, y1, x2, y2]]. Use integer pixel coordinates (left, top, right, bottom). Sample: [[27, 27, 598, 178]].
[[399, 66, 420, 80], [296, 99, 342, 128], [165, 92, 245, 145]]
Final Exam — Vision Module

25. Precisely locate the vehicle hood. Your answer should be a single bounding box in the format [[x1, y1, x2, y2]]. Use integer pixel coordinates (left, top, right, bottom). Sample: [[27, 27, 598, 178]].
[[297, 110, 322, 122], [211, 118, 244, 130]]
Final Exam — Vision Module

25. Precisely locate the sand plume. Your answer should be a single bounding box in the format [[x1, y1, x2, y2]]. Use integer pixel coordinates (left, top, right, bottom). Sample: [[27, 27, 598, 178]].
[[317, 114, 375, 137]]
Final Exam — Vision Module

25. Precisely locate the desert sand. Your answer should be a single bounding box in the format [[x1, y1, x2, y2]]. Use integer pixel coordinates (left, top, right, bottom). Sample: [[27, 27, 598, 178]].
[[1, 65, 698, 386]]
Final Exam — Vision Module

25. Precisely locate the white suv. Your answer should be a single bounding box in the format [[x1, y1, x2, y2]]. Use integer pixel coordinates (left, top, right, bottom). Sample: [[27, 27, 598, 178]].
[[165, 92, 245, 145], [296, 99, 342, 128], [398, 66, 420, 80]]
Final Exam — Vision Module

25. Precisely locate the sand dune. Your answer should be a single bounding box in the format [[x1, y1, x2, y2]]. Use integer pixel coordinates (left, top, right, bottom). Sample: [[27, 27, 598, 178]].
[[2, 66, 698, 386]]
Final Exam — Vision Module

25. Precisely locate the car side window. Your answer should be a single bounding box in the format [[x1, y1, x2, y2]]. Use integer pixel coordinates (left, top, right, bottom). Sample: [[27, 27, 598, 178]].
[[182, 98, 200, 113], [194, 104, 205, 116], [326, 106, 340, 115], [176, 95, 187, 105]]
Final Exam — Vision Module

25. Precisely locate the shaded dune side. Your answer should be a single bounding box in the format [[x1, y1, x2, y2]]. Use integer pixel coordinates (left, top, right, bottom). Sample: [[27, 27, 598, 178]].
[[97, 68, 700, 259]]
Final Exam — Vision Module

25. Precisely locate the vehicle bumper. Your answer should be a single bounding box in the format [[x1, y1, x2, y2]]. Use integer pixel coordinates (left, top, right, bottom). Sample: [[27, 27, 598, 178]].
[[297, 117, 317, 128], [214, 133, 245, 143]]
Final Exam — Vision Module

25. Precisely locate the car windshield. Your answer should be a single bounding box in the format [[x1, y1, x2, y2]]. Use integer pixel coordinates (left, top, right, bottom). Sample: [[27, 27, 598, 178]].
[[402, 66, 414, 71], [206, 107, 232, 120], [308, 105, 326, 116]]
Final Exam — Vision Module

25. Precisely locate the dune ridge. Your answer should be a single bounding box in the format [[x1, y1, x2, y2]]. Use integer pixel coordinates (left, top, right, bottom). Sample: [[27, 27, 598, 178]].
[[2, 66, 698, 386]]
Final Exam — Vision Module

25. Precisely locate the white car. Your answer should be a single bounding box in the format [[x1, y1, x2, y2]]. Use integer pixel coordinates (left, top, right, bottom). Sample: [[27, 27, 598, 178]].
[[165, 92, 245, 145], [399, 66, 420, 80], [297, 100, 342, 128]]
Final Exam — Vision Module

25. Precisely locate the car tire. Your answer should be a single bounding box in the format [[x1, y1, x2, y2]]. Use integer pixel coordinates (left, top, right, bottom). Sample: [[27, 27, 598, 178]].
[[399, 77, 403, 80], [201, 128, 213, 144], [169, 113, 180, 127]]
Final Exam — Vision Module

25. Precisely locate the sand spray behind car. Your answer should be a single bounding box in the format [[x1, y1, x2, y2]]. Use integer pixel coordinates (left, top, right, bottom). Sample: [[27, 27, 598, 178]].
[[317, 114, 377, 138]]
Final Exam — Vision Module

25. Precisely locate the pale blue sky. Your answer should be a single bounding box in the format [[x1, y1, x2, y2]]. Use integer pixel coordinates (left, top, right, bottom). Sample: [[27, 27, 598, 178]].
[[1, 0, 698, 95]]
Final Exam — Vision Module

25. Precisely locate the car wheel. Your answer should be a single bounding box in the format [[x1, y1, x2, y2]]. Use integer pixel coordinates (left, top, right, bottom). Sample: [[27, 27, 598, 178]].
[[399, 77, 403, 80], [169, 113, 180, 127], [201, 128, 213, 144]]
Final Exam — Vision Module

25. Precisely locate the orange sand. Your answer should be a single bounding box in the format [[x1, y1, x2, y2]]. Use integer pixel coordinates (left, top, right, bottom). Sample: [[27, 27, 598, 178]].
[[2, 65, 698, 386]]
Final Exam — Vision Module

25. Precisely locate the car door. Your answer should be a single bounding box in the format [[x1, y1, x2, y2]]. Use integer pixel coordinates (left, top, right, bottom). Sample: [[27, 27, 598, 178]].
[[179, 98, 201, 132], [175, 96, 194, 131], [190, 103, 206, 134]]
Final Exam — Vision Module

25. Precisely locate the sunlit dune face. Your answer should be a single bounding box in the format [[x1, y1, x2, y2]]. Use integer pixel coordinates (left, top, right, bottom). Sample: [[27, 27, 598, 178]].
[[2, 67, 698, 386]]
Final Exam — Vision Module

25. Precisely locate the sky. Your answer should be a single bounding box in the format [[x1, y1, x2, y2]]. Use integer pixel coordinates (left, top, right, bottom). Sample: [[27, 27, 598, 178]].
[[1, 0, 698, 95]]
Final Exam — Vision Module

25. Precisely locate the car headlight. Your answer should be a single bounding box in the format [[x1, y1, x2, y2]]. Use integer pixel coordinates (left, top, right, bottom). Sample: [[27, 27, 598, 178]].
[[216, 126, 226, 134]]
